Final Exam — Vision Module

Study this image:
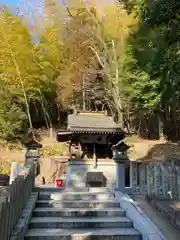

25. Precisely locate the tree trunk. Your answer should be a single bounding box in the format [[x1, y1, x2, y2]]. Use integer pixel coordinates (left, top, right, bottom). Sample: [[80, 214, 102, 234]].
[[49, 127, 53, 138], [157, 114, 164, 140]]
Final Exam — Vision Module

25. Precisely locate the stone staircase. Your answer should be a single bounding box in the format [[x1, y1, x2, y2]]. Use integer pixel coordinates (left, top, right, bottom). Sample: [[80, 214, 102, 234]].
[[25, 188, 142, 240]]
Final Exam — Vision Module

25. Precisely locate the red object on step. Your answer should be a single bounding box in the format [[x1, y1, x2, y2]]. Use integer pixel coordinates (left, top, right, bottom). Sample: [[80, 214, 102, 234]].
[[56, 179, 64, 187]]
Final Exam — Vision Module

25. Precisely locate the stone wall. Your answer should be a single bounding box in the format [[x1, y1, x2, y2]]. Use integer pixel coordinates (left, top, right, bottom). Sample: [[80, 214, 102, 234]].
[[37, 157, 68, 185]]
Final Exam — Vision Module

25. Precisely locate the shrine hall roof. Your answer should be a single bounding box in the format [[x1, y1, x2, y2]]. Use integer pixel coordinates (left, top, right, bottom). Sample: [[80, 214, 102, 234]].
[[67, 112, 124, 134]]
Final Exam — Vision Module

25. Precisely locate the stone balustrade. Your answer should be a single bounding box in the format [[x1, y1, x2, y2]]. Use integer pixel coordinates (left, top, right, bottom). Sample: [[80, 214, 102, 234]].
[[0, 163, 35, 240], [113, 158, 180, 198], [138, 162, 180, 198]]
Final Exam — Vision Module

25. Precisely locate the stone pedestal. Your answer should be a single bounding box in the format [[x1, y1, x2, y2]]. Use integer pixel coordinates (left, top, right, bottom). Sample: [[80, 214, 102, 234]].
[[113, 150, 129, 193], [25, 150, 40, 166], [115, 161, 126, 192], [65, 160, 116, 191]]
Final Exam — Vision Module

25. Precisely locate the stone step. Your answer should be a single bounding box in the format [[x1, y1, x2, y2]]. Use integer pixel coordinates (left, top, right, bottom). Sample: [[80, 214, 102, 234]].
[[88, 187, 111, 192], [65, 187, 111, 192], [34, 186, 65, 193], [33, 207, 125, 217], [35, 187, 111, 193], [38, 192, 114, 201], [25, 228, 141, 240], [36, 200, 120, 208], [29, 216, 133, 229]]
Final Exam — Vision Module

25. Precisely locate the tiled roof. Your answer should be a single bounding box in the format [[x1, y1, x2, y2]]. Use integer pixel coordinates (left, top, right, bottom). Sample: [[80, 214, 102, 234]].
[[67, 112, 123, 133]]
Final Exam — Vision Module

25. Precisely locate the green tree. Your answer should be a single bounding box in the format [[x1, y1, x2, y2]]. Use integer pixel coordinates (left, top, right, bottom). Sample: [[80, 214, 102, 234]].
[[0, 82, 27, 141], [0, 9, 38, 128], [126, 0, 180, 139]]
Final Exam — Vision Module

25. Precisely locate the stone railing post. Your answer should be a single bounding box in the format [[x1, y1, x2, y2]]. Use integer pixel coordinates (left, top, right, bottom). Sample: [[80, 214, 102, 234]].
[[147, 164, 153, 196], [113, 149, 128, 193], [139, 164, 146, 195], [9, 162, 25, 185], [176, 166, 180, 197]]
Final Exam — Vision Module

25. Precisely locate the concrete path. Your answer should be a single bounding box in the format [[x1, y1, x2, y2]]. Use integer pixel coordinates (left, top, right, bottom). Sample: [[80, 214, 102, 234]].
[[133, 195, 180, 240]]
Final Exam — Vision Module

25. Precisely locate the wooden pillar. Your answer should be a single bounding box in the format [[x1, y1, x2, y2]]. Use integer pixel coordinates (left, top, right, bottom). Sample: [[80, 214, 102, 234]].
[[78, 141, 82, 159], [78, 142, 82, 152], [69, 142, 72, 159], [84, 145, 87, 160], [105, 135, 108, 159], [93, 143, 97, 168]]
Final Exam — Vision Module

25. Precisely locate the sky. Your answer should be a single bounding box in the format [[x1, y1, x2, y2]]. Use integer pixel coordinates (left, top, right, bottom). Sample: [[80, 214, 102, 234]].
[[0, 0, 43, 20], [0, 0, 117, 21], [0, 0, 42, 10], [0, 0, 22, 5], [0, 0, 117, 7], [0, 0, 18, 3]]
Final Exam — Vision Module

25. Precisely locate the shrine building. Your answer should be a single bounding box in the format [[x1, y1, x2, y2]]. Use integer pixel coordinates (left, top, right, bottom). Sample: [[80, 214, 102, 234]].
[[57, 111, 132, 191]]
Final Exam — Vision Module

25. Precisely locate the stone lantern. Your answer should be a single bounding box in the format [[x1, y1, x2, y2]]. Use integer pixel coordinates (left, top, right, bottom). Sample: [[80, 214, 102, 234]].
[[112, 141, 130, 192], [24, 138, 42, 166]]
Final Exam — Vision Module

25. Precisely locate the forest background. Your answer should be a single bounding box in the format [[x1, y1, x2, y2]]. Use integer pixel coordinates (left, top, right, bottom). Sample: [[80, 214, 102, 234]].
[[0, 0, 180, 173]]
